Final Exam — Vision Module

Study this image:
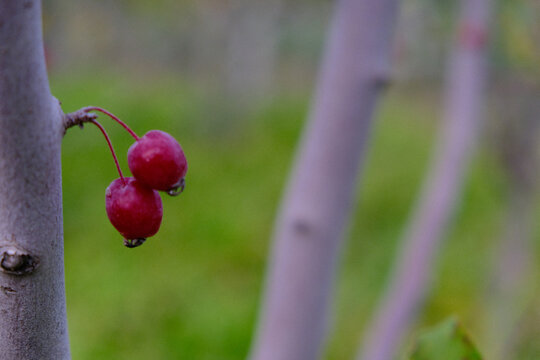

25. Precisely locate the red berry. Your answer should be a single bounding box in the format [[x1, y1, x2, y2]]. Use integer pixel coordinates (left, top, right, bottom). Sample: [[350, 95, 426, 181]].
[[127, 130, 187, 194], [105, 177, 163, 248]]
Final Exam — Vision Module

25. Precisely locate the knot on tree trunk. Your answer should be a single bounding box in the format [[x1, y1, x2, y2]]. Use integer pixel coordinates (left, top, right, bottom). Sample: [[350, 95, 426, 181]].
[[0, 245, 39, 276]]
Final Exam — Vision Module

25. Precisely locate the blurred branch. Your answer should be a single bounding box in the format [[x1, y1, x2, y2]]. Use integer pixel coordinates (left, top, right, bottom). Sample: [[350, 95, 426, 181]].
[[357, 1, 493, 359], [248, 0, 399, 359]]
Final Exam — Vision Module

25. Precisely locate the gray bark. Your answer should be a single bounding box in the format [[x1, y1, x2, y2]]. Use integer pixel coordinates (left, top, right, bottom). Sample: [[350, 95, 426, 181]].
[[0, 1, 70, 359], [357, 1, 492, 360], [248, 1, 399, 359]]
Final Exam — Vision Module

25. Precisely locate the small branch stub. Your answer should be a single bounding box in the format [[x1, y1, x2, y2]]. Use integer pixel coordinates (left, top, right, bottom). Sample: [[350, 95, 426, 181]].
[[63, 109, 98, 134], [0, 246, 39, 276]]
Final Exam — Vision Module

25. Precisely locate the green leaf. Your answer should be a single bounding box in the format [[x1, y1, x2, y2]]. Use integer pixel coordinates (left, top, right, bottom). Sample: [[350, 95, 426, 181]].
[[409, 317, 483, 360]]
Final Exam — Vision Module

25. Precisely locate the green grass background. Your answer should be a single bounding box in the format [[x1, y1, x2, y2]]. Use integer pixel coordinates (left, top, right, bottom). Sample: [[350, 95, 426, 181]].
[[53, 72, 533, 359]]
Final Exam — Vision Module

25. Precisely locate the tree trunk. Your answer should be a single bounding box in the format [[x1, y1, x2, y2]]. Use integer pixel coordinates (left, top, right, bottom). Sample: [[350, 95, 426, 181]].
[[483, 76, 540, 360], [357, 1, 492, 360], [248, 1, 399, 359], [485, 188, 536, 360], [0, 1, 70, 359]]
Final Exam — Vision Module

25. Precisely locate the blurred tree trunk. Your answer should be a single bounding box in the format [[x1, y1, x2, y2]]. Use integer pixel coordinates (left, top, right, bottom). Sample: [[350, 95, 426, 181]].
[[483, 76, 540, 360], [0, 1, 70, 359], [357, 1, 492, 359], [225, 0, 282, 109], [248, 1, 399, 359], [191, 0, 229, 88], [394, 0, 447, 82], [192, 0, 282, 114]]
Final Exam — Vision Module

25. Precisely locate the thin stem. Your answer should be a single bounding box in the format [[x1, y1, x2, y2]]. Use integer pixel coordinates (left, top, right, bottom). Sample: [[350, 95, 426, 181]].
[[89, 119, 126, 185], [83, 106, 140, 141]]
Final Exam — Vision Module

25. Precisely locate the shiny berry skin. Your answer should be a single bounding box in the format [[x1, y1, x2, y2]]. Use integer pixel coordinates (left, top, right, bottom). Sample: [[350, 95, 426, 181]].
[[105, 177, 163, 248], [127, 130, 187, 193]]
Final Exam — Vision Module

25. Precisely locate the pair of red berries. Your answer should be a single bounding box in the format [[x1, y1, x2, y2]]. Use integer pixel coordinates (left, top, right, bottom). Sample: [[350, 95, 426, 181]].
[[82, 107, 187, 248]]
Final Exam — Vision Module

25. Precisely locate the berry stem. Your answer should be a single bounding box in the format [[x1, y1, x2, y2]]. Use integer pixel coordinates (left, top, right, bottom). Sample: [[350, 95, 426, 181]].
[[90, 119, 126, 185], [83, 106, 140, 141]]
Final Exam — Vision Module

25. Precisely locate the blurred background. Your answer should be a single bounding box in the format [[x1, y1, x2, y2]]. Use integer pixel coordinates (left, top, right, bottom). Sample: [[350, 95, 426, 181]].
[[43, 0, 540, 359]]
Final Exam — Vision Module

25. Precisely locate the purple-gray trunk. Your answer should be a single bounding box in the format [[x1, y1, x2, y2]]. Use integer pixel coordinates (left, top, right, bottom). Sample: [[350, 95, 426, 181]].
[[0, 1, 70, 359], [357, 1, 492, 359], [248, 1, 399, 359]]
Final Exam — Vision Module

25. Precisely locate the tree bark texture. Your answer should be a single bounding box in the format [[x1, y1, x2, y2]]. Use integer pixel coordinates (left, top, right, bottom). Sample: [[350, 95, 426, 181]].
[[0, 1, 70, 359], [248, 1, 399, 359], [357, 1, 492, 360]]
